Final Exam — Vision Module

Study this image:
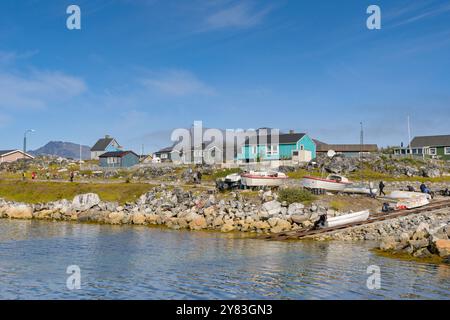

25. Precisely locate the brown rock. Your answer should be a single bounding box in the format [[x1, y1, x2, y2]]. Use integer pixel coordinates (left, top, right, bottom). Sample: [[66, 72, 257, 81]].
[[189, 216, 207, 230], [6, 205, 33, 219], [433, 239, 450, 258]]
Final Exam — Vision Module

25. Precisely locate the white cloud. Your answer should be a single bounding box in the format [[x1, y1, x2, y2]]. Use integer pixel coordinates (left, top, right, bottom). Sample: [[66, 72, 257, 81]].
[[0, 70, 87, 109], [0, 50, 39, 66], [205, 2, 272, 30], [390, 2, 450, 28], [141, 70, 215, 96]]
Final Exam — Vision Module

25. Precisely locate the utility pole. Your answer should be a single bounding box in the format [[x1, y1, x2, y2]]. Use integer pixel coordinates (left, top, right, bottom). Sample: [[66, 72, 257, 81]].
[[23, 129, 35, 158], [407, 116, 413, 157]]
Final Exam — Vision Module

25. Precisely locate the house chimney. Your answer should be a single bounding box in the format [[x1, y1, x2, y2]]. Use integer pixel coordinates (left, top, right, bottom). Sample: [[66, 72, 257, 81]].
[[105, 135, 111, 139], [289, 130, 295, 134]]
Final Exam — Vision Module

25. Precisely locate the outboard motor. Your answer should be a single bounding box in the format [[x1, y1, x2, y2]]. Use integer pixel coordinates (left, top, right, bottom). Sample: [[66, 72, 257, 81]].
[[382, 202, 392, 213], [313, 213, 327, 229]]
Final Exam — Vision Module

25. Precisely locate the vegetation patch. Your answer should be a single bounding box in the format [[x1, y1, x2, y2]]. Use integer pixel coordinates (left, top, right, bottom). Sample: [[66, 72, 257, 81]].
[[278, 187, 316, 205], [0, 180, 154, 204], [203, 168, 241, 181]]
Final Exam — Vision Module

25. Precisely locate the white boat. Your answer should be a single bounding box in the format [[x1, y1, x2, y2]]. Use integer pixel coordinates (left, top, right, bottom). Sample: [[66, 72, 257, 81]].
[[241, 171, 288, 187], [224, 173, 241, 183], [301, 174, 352, 192], [324, 210, 370, 228], [388, 191, 432, 200], [395, 196, 430, 210], [343, 183, 378, 195]]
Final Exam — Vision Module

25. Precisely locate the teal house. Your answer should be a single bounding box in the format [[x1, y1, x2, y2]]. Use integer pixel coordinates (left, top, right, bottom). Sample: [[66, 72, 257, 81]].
[[237, 132, 316, 162], [99, 151, 140, 168]]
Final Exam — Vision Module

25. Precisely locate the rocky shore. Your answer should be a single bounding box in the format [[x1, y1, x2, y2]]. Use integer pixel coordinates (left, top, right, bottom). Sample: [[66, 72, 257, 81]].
[[1, 185, 449, 263], [378, 223, 450, 263], [0, 187, 325, 234]]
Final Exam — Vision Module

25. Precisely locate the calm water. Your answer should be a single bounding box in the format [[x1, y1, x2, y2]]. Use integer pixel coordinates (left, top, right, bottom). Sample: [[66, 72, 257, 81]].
[[0, 219, 449, 300]]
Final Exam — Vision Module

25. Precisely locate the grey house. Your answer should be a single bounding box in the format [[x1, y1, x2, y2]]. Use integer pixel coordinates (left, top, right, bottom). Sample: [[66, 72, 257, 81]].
[[99, 151, 139, 168], [90, 135, 121, 160], [394, 135, 450, 160]]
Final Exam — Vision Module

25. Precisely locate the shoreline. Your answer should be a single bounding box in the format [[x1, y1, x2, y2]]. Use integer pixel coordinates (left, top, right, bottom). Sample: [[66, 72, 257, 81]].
[[1, 185, 449, 264]]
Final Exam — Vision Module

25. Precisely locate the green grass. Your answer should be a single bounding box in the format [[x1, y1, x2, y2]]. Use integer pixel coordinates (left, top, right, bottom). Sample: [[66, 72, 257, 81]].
[[0, 180, 155, 204], [348, 169, 450, 183], [329, 200, 346, 211], [286, 169, 322, 179], [203, 168, 241, 181], [278, 187, 316, 205]]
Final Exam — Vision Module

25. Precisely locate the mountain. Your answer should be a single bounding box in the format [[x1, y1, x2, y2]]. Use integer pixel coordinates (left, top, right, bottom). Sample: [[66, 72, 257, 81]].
[[30, 141, 91, 160]]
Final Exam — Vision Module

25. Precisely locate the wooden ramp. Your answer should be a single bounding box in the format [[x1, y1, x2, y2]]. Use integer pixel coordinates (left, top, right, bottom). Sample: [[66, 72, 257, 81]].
[[260, 199, 450, 241]]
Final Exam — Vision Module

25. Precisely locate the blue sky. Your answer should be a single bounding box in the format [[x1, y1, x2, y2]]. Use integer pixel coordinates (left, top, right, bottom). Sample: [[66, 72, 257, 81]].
[[1, 0, 450, 153]]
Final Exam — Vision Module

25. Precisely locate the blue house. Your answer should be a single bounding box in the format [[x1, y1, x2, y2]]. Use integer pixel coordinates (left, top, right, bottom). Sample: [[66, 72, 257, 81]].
[[99, 151, 139, 168], [90, 135, 122, 160], [237, 132, 316, 162]]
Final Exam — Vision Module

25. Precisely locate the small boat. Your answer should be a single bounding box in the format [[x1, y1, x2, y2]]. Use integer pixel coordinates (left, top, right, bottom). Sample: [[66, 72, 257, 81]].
[[224, 173, 241, 183], [395, 196, 430, 210], [301, 174, 352, 192], [241, 171, 288, 187], [343, 183, 378, 195], [324, 210, 370, 228], [388, 191, 432, 200], [216, 173, 241, 190]]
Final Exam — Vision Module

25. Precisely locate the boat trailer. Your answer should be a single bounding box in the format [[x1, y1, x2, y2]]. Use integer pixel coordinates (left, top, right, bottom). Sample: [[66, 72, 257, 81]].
[[260, 199, 450, 241]]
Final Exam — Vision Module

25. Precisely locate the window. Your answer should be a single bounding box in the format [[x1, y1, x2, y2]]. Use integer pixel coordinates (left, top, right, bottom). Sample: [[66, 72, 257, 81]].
[[194, 150, 202, 157], [429, 148, 437, 155], [266, 145, 279, 155], [445, 147, 450, 155], [107, 157, 120, 165], [161, 154, 168, 159]]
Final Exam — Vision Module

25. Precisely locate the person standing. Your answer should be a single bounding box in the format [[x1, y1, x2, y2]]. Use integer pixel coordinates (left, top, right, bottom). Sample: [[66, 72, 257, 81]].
[[70, 171, 74, 182], [379, 181, 386, 196]]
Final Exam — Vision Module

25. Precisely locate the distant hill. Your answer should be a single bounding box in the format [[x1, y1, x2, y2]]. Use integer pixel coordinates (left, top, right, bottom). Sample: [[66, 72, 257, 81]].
[[30, 141, 91, 160]]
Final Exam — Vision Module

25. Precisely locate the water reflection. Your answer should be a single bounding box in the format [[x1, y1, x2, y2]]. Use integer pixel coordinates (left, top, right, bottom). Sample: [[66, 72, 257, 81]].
[[0, 219, 448, 299]]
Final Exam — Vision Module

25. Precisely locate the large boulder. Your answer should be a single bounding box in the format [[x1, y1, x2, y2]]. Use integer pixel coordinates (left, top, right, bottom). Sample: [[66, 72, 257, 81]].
[[72, 193, 101, 211], [189, 216, 207, 230], [262, 200, 281, 217], [290, 214, 309, 224], [432, 239, 450, 258], [6, 205, 33, 219], [220, 222, 235, 232], [379, 236, 397, 251], [421, 167, 441, 178], [108, 211, 125, 224], [287, 203, 305, 215], [132, 213, 146, 225]]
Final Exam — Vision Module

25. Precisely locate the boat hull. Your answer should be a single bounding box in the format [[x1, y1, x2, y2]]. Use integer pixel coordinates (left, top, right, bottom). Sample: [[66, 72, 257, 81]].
[[301, 176, 350, 191], [343, 186, 378, 195], [396, 197, 430, 210], [388, 191, 432, 200], [241, 175, 287, 187], [324, 210, 370, 228]]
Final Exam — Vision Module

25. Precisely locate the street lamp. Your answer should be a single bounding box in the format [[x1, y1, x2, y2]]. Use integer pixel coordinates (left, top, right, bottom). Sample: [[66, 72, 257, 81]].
[[23, 129, 35, 155]]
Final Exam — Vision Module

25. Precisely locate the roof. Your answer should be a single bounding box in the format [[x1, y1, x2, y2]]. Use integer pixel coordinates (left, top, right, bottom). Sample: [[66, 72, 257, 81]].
[[244, 133, 306, 146], [91, 137, 115, 151], [316, 144, 378, 152], [99, 151, 138, 158], [0, 149, 35, 158], [0, 150, 16, 156], [410, 135, 450, 148], [155, 146, 175, 153]]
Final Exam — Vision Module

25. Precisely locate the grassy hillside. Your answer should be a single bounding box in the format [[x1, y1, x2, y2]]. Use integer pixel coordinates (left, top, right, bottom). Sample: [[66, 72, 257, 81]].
[[0, 180, 154, 204]]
